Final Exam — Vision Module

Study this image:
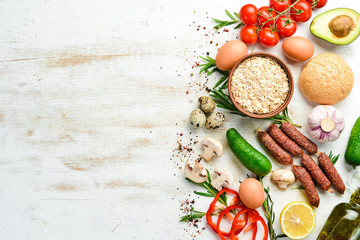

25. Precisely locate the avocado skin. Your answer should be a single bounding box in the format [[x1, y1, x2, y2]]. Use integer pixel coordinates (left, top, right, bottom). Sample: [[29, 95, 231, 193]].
[[310, 8, 360, 45]]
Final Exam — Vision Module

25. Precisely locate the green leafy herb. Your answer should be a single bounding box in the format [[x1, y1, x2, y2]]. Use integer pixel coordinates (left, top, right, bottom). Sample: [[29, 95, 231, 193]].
[[327, 151, 340, 165], [185, 169, 227, 206], [180, 169, 232, 222], [258, 176, 285, 240], [212, 10, 243, 31], [179, 209, 206, 222], [198, 56, 229, 77]]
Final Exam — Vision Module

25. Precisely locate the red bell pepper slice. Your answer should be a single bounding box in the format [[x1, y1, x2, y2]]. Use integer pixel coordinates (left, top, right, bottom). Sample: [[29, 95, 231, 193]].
[[229, 208, 252, 240], [229, 195, 241, 206], [244, 222, 258, 240], [206, 188, 240, 234], [215, 204, 245, 239]]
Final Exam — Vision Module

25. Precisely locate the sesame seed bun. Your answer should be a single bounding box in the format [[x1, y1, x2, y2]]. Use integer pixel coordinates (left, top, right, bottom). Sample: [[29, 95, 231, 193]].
[[299, 53, 354, 105]]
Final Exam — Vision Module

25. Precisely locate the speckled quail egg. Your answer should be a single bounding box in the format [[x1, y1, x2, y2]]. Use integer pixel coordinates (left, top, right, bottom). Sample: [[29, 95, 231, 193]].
[[190, 109, 206, 129], [198, 96, 215, 114], [205, 112, 225, 130]]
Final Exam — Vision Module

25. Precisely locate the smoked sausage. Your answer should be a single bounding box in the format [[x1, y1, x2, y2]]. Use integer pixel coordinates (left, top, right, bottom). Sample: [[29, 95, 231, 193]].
[[301, 153, 331, 190], [292, 165, 320, 207], [258, 129, 293, 165], [268, 123, 303, 156], [318, 153, 345, 194], [280, 122, 318, 154]]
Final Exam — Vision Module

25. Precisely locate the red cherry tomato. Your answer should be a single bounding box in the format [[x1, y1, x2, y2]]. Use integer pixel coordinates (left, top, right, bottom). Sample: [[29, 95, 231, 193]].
[[258, 27, 279, 47], [290, 0, 312, 22], [270, 0, 292, 12], [306, 0, 327, 8], [257, 6, 277, 27], [276, 15, 297, 37], [240, 26, 258, 45], [240, 4, 258, 26]]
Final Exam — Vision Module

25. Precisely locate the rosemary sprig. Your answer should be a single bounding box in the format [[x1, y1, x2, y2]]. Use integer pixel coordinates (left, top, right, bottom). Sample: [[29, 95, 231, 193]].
[[185, 169, 228, 206], [212, 10, 243, 31], [258, 176, 287, 240], [327, 151, 340, 165], [179, 209, 206, 222], [198, 56, 229, 77]]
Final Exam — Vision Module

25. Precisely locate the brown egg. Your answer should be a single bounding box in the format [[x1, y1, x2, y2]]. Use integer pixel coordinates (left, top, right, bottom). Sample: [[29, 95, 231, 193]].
[[282, 36, 314, 61], [239, 178, 265, 209], [215, 40, 248, 71]]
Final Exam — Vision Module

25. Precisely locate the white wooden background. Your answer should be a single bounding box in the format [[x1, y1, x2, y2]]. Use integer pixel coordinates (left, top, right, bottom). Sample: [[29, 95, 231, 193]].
[[0, 0, 359, 239]]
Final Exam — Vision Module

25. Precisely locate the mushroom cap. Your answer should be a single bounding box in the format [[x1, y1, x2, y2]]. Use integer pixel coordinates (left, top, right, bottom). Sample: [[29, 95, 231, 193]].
[[201, 137, 223, 157], [270, 169, 295, 183], [214, 166, 234, 186], [184, 162, 207, 183]]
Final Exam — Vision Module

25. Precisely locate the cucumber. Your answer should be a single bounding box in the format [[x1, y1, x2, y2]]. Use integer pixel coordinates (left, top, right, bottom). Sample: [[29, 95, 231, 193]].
[[345, 117, 360, 169], [226, 128, 272, 176]]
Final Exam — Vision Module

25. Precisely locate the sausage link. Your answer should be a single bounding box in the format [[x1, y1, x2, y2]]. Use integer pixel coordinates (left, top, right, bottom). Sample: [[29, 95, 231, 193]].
[[258, 130, 293, 165], [318, 153, 345, 194], [292, 165, 320, 207], [268, 124, 303, 156], [280, 122, 318, 154], [301, 153, 331, 190]]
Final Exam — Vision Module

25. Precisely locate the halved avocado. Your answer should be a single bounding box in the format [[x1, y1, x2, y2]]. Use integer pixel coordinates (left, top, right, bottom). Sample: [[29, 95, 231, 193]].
[[310, 8, 360, 45]]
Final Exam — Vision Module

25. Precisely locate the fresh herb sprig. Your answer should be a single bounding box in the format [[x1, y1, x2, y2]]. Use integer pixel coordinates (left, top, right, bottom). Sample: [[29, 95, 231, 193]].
[[212, 10, 243, 31], [179, 209, 206, 222], [259, 176, 287, 240], [197, 55, 300, 127], [327, 151, 340, 165], [185, 169, 227, 206], [181, 169, 229, 222]]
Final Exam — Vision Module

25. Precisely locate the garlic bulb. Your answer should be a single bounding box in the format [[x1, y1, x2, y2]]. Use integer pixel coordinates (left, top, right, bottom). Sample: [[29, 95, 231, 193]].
[[308, 105, 345, 142]]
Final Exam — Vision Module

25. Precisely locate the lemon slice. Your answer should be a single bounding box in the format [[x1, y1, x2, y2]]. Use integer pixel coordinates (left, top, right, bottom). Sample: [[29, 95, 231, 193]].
[[280, 201, 316, 239]]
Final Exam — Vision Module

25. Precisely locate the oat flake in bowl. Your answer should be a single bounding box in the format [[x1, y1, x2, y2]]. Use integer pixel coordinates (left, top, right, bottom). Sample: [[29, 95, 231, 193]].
[[230, 56, 290, 115]]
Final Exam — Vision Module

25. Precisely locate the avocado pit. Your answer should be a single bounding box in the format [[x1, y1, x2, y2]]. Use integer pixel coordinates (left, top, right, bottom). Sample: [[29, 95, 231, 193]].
[[329, 15, 354, 37]]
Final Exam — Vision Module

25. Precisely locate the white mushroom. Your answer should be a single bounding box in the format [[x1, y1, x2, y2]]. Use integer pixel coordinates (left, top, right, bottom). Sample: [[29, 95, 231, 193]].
[[211, 167, 234, 189], [201, 137, 223, 161], [184, 162, 207, 183], [270, 169, 296, 190]]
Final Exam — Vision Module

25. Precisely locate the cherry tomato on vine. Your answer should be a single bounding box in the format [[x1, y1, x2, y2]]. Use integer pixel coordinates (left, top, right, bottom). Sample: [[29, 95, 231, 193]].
[[239, 4, 258, 26], [290, 0, 312, 22], [258, 27, 279, 47], [240, 26, 258, 45], [276, 15, 297, 37], [257, 6, 277, 27], [306, 0, 327, 8], [270, 0, 292, 12]]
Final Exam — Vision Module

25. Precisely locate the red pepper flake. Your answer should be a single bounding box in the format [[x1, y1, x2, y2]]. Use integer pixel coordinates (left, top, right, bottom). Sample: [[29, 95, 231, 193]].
[[195, 62, 199, 66]]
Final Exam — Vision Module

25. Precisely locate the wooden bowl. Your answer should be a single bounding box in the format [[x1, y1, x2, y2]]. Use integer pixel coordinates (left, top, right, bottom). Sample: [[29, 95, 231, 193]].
[[227, 52, 294, 119]]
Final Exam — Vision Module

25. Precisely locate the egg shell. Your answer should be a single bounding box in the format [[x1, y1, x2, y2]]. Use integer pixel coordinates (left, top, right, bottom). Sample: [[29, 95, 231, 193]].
[[282, 36, 314, 61], [215, 40, 248, 71], [238, 178, 265, 209]]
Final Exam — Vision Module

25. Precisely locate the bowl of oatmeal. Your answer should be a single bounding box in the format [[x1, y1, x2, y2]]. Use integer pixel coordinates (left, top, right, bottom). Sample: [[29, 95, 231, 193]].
[[228, 52, 294, 119]]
